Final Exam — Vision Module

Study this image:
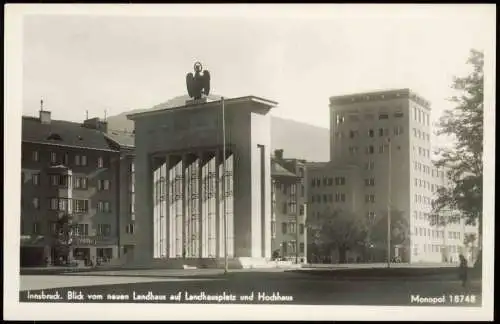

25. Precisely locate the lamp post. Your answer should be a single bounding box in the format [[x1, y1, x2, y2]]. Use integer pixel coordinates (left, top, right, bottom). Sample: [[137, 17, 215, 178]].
[[387, 137, 392, 268], [222, 96, 228, 274]]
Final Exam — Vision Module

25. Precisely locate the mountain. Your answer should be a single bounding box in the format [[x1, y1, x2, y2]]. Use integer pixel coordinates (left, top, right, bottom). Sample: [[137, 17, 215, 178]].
[[105, 95, 330, 162]]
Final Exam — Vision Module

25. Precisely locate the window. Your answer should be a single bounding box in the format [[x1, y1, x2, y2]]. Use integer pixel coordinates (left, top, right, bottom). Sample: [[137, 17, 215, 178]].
[[74, 224, 89, 236], [282, 222, 287, 234], [81, 155, 87, 166], [50, 152, 57, 163], [365, 161, 375, 170], [32, 197, 40, 209], [365, 178, 375, 186], [282, 202, 287, 214], [98, 180, 110, 191], [300, 185, 305, 197], [97, 224, 111, 236], [32, 151, 39, 162], [73, 176, 88, 189], [126, 223, 135, 234], [327, 178, 333, 186], [32, 173, 40, 185], [98, 157, 104, 168], [378, 128, 384, 137], [299, 224, 305, 234], [367, 211, 376, 220], [394, 126, 404, 136], [300, 243, 305, 253], [323, 195, 327, 203], [289, 223, 297, 234], [73, 199, 89, 213], [366, 145, 374, 154], [298, 168, 304, 178], [379, 144, 388, 153], [336, 115, 345, 124], [368, 129, 374, 137], [335, 193, 346, 202], [348, 146, 359, 155], [379, 113, 389, 120], [335, 177, 346, 185], [365, 194, 375, 203], [299, 205, 304, 215], [33, 222, 40, 235], [394, 111, 404, 118]]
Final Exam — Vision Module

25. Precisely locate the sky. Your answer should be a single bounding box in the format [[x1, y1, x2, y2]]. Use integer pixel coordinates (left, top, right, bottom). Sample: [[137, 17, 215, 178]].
[[21, 5, 495, 140]]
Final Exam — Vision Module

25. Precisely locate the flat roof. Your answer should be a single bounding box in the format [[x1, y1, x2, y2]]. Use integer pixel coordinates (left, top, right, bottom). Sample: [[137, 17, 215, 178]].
[[127, 95, 278, 120]]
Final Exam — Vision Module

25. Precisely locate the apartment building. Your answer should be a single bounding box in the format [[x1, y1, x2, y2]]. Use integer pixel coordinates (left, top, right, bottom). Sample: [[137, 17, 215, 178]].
[[20, 108, 135, 267], [271, 149, 308, 263], [321, 88, 478, 263]]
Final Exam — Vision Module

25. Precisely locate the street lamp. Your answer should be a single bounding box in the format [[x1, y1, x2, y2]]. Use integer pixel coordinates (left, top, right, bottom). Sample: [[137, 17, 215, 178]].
[[387, 137, 392, 268], [221, 96, 228, 274]]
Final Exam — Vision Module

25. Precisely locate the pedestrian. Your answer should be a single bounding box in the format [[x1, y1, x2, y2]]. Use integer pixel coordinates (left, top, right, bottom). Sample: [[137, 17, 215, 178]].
[[458, 254, 468, 288]]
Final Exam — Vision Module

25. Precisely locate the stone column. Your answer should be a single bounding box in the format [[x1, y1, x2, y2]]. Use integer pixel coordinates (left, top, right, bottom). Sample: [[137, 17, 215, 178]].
[[165, 154, 170, 259], [198, 151, 204, 259]]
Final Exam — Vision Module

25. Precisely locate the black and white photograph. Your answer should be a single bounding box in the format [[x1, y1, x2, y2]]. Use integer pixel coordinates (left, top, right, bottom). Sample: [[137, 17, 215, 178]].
[[4, 4, 495, 321]]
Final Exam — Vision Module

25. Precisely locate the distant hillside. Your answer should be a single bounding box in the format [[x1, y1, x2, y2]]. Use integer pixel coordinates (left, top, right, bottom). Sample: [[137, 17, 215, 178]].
[[106, 95, 330, 162]]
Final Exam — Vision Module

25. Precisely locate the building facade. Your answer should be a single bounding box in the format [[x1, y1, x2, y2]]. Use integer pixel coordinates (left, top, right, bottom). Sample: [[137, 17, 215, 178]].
[[270, 149, 307, 263], [20, 109, 135, 266], [127, 96, 277, 268], [319, 88, 479, 264]]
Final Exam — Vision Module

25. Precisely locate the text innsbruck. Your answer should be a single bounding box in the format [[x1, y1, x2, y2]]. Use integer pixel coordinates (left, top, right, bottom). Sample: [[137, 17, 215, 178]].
[[22, 290, 296, 303]]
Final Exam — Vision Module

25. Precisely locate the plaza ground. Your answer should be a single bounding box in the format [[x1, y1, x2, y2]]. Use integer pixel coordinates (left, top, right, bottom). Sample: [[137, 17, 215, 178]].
[[19, 266, 482, 306]]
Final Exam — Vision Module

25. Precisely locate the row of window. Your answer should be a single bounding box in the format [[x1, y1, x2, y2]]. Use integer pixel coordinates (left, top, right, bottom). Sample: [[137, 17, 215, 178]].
[[276, 202, 305, 215], [30, 151, 108, 168], [416, 244, 461, 254], [361, 143, 401, 155], [413, 162, 446, 179], [415, 146, 431, 159], [280, 222, 305, 235], [412, 106, 430, 126], [413, 128, 431, 141], [22, 172, 110, 191], [335, 126, 404, 139], [336, 111, 404, 125], [310, 193, 347, 203], [24, 198, 111, 213], [25, 222, 112, 236], [414, 194, 434, 206], [414, 178, 443, 193], [310, 177, 346, 187]]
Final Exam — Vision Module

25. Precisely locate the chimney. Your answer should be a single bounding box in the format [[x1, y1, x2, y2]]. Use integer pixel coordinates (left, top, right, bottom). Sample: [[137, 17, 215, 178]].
[[83, 117, 108, 133], [274, 149, 284, 160], [39, 99, 51, 124]]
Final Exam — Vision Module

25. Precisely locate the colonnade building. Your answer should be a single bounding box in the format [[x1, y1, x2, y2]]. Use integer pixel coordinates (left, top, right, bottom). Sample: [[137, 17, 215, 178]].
[[127, 96, 277, 268]]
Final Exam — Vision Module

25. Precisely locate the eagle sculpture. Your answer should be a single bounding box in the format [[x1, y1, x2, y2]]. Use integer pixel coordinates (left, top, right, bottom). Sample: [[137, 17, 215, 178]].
[[186, 62, 211, 100]]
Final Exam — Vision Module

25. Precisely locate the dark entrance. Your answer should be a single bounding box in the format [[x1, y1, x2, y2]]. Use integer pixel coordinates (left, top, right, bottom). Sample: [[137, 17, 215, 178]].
[[20, 246, 45, 267]]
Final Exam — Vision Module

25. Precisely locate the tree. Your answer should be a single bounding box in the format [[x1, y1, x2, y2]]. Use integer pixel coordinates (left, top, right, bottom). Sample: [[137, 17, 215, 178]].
[[431, 49, 484, 268], [369, 209, 410, 261], [307, 209, 368, 263], [51, 213, 73, 264]]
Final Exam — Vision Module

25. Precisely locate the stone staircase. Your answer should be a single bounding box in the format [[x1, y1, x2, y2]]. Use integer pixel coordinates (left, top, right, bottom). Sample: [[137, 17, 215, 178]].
[[100, 256, 304, 270]]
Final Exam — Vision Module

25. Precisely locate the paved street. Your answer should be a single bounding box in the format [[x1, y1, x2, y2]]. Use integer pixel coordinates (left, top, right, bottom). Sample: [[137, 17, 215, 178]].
[[19, 269, 482, 306]]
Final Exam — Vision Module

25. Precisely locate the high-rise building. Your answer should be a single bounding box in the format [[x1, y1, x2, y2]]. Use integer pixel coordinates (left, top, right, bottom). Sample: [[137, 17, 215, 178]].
[[309, 88, 479, 263]]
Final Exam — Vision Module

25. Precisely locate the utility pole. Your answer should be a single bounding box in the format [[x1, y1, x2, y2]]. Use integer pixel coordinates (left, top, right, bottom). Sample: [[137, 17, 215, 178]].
[[296, 180, 299, 264], [222, 97, 228, 274], [387, 137, 392, 268]]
